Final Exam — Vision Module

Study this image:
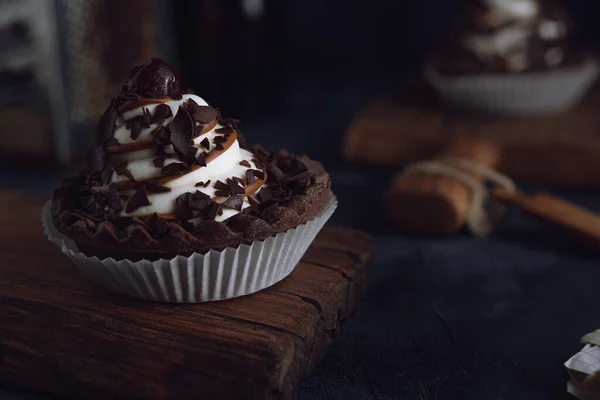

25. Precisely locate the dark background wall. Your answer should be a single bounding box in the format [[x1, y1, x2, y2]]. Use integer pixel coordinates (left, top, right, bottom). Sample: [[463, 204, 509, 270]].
[[171, 0, 600, 120]]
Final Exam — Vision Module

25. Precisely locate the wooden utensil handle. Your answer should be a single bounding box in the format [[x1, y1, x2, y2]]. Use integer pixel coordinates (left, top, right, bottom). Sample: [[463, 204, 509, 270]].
[[492, 188, 600, 249]]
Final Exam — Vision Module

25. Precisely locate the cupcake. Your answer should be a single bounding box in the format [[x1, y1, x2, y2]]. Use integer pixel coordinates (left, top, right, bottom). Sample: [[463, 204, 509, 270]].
[[425, 0, 599, 115], [44, 58, 335, 302]]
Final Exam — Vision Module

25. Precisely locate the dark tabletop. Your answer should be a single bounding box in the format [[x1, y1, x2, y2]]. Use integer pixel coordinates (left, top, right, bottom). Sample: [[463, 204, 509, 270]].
[[1, 81, 598, 400]]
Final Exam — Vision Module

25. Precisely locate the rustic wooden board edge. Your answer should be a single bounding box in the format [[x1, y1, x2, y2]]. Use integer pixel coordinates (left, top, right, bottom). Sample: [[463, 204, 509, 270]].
[[0, 192, 375, 400]]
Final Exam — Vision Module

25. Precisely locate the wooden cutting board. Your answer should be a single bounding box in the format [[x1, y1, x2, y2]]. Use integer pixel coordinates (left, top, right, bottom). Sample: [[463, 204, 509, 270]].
[[344, 81, 600, 187], [0, 191, 374, 400]]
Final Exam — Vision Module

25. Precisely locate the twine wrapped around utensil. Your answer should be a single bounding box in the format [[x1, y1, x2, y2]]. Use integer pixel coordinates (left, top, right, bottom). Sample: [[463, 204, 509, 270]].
[[385, 138, 511, 235]]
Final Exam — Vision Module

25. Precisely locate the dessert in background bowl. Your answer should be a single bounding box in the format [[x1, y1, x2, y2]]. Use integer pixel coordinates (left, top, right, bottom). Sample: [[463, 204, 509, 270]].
[[43, 58, 336, 303], [425, 0, 599, 116]]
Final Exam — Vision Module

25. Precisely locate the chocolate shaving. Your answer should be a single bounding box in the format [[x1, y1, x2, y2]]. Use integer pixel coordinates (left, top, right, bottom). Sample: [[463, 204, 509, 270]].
[[194, 124, 204, 138], [151, 104, 173, 124], [144, 181, 171, 193], [161, 162, 191, 176], [215, 126, 234, 134], [114, 161, 128, 175], [252, 169, 265, 180], [169, 106, 194, 161], [227, 178, 246, 195], [155, 145, 166, 156], [196, 152, 206, 167], [214, 180, 230, 191], [252, 157, 265, 169], [213, 135, 228, 144], [200, 138, 210, 150], [205, 201, 220, 220], [126, 108, 151, 141], [268, 162, 285, 182], [186, 146, 199, 164], [248, 196, 260, 209], [183, 98, 199, 115], [115, 161, 136, 182], [233, 176, 245, 186], [195, 181, 206, 187], [149, 213, 171, 237], [101, 167, 113, 185], [105, 137, 120, 147], [175, 192, 194, 220], [190, 191, 211, 211], [215, 143, 224, 151], [153, 156, 165, 167], [89, 145, 105, 173], [125, 185, 151, 213], [194, 105, 218, 124], [221, 195, 244, 211], [245, 169, 256, 185], [203, 180, 211, 187], [108, 183, 122, 213], [194, 190, 210, 199], [151, 125, 171, 146], [95, 103, 118, 145], [257, 187, 273, 203], [215, 190, 230, 197], [239, 160, 251, 168]]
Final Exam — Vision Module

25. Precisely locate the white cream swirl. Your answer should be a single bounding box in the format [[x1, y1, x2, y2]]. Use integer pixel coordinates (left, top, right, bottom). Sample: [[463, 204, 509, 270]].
[[483, 0, 539, 21], [461, 1, 568, 72], [103, 94, 264, 222]]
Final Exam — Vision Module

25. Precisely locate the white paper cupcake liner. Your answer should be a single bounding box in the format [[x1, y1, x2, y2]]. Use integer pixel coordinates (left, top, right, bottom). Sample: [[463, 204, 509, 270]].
[[424, 58, 600, 116], [42, 194, 337, 303]]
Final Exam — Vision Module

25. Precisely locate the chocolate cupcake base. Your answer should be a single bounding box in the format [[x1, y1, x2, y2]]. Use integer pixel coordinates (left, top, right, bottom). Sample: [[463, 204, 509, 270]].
[[43, 194, 337, 303]]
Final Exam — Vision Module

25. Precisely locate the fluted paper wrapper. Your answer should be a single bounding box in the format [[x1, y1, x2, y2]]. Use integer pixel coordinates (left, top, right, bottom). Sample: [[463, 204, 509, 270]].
[[424, 58, 599, 116], [565, 330, 600, 400], [42, 195, 337, 303]]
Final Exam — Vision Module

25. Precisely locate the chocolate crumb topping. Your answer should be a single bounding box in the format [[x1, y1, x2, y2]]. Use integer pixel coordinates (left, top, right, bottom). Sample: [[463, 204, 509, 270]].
[[125, 185, 151, 213], [161, 162, 191, 176], [221, 195, 244, 211]]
